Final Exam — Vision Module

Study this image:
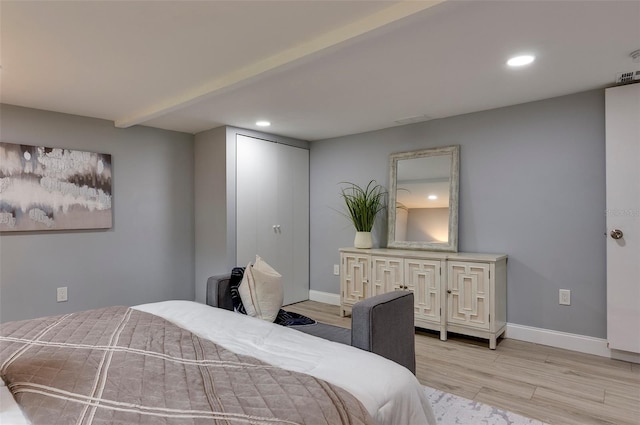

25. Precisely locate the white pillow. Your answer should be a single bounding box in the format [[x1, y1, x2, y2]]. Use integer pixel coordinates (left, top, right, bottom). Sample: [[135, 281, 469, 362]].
[[238, 256, 283, 322]]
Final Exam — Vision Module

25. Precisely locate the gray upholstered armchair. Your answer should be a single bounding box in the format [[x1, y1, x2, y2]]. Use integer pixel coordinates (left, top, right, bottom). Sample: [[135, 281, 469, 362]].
[[206, 274, 416, 374]]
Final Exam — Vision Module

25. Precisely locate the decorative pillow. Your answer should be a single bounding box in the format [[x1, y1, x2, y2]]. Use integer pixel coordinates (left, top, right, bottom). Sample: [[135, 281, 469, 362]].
[[238, 256, 283, 322], [229, 267, 246, 314]]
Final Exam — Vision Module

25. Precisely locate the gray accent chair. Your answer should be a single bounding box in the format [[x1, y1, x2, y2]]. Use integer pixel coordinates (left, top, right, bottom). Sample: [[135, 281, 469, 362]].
[[206, 274, 416, 374]]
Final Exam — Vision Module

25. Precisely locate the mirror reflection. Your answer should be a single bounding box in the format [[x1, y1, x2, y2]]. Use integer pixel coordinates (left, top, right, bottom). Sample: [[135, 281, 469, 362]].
[[388, 146, 459, 252], [395, 155, 451, 243]]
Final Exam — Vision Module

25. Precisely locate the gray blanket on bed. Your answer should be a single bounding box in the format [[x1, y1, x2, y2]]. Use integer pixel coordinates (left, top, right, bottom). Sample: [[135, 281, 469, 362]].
[[0, 306, 374, 425]]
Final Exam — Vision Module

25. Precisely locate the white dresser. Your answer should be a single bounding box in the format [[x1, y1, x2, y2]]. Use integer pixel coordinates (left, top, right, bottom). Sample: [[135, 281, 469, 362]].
[[340, 248, 507, 349]]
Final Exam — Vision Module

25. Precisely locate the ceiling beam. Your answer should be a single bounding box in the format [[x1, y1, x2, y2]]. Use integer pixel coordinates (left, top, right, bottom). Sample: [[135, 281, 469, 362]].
[[114, 1, 444, 129]]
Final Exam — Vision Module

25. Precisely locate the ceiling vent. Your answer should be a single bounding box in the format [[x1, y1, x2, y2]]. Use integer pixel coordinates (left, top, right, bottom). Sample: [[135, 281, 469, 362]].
[[394, 114, 432, 125]]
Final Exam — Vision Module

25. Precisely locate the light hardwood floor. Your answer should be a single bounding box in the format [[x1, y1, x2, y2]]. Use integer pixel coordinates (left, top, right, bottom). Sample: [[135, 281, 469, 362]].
[[285, 300, 640, 425]]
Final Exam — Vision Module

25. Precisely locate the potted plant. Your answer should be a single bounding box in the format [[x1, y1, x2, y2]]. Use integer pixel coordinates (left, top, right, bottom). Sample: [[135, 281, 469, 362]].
[[339, 180, 386, 248]]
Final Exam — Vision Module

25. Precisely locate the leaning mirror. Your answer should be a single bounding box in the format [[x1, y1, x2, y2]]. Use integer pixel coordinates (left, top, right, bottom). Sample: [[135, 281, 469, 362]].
[[387, 145, 459, 252]]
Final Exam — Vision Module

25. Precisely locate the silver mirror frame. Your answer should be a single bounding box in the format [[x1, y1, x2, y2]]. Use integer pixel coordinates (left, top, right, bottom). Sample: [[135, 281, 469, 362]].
[[387, 145, 459, 252]]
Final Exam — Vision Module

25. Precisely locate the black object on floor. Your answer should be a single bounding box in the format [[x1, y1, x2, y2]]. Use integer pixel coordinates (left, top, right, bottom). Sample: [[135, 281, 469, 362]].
[[275, 309, 316, 327]]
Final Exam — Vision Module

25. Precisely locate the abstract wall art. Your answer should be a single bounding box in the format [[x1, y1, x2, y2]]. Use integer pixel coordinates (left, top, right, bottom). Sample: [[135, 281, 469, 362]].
[[0, 142, 112, 231]]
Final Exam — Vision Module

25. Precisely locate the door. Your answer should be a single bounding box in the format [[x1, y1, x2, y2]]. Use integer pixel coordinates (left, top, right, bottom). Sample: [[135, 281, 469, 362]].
[[236, 135, 278, 268], [277, 142, 309, 304], [606, 84, 640, 353], [341, 253, 370, 305], [371, 256, 403, 294], [236, 135, 309, 305], [447, 262, 490, 330], [405, 259, 441, 324]]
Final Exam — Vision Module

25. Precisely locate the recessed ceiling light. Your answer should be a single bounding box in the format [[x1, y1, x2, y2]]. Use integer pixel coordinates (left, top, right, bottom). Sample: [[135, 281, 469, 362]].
[[256, 121, 271, 127], [427, 195, 438, 200], [507, 55, 535, 67]]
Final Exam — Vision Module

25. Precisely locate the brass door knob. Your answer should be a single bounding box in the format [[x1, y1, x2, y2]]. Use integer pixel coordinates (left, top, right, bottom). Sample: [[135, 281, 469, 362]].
[[610, 229, 624, 240]]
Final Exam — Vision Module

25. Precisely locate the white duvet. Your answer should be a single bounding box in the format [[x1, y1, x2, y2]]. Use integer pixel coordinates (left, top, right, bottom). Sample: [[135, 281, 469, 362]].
[[1, 300, 435, 425]]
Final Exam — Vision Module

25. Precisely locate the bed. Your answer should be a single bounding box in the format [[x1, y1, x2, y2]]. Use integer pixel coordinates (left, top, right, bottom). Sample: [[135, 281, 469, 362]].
[[0, 300, 436, 425]]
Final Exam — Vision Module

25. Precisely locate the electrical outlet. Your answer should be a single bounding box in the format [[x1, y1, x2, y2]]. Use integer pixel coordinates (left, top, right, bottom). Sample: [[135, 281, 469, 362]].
[[333, 264, 340, 275], [57, 286, 68, 302], [559, 289, 570, 306]]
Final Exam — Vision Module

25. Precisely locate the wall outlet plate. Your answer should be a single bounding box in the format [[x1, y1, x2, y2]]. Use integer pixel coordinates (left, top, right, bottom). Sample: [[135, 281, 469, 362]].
[[333, 264, 340, 275], [57, 286, 68, 302], [559, 289, 571, 306]]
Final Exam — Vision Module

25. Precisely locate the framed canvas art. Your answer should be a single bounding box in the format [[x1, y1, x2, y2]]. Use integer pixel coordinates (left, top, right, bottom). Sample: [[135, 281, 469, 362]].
[[0, 142, 112, 231]]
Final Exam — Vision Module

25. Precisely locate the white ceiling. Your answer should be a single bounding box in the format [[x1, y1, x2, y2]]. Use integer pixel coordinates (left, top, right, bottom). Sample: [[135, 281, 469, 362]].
[[2, 1, 639, 141]]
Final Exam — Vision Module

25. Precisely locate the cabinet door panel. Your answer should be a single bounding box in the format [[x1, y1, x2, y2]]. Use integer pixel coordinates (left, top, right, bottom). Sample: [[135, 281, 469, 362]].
[[236, 135, 278, 267], [341, 254, 370, 305], [371, 256, 403, 293], [406, 259, 441, 323], [447, 262, 490, 329]]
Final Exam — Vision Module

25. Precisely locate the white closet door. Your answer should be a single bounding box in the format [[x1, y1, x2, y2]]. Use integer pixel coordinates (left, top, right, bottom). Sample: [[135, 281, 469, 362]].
[[606, 84, 640, 354], [277, 143, 309, 304], [236, 135, 278, 268], [236, 135, 309, 305]]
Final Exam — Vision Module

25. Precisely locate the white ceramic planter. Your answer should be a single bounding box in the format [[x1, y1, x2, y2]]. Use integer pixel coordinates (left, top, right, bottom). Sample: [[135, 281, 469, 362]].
[[354, 231, 373, 248]]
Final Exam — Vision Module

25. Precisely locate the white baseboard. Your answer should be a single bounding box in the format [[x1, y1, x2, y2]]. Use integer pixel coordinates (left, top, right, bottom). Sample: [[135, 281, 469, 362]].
[[305, 294, 639, 362], [508, 325, 640, 364], [610, 349, 640, 364], [506, 323, 611, 358], [308, 290, 340, 306]]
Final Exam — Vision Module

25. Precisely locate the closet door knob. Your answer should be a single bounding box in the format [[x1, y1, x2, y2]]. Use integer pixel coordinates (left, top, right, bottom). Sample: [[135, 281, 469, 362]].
[[610, 229, 623, 240], [447, 290, 452, 294]]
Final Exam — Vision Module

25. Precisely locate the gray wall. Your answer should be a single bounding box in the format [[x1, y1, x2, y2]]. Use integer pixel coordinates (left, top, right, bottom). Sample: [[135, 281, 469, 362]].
[[310, 90, 606, 338], [194, 126, 229, 303], [0, 104, 195, 322]]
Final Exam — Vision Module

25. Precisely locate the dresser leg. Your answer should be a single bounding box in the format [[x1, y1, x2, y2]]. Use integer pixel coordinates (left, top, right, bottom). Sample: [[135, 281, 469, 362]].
[[489, 336, 497, 350]]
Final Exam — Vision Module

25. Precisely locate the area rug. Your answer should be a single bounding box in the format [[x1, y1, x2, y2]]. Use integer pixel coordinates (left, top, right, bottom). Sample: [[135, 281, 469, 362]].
[[424, 386, 549, 425]]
